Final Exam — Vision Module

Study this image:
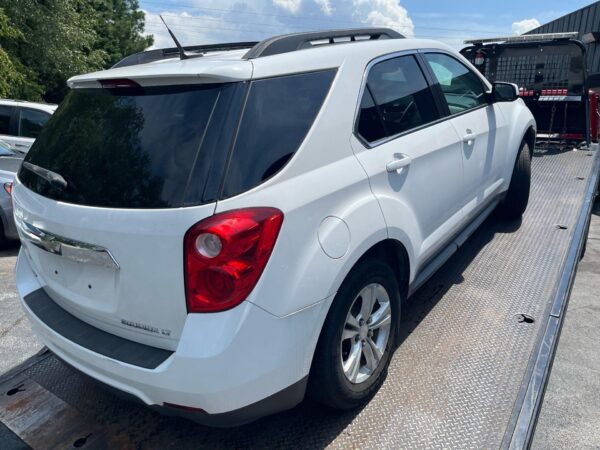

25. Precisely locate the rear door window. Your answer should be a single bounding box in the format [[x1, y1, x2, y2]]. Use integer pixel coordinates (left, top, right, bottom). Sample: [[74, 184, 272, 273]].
[[18, 108, 51, 139], [0, 105, 14, 135], [424, 53, 488, 115], [220, 69, 336, 199], [357, 55, 440, 144]]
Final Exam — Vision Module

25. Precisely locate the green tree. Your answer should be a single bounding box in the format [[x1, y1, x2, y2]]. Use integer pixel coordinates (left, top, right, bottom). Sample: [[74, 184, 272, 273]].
[[0, 0, 153, 103], [0, 8, 28, 98], [0, 0, 108, 102], [90, 0, 153, 68]]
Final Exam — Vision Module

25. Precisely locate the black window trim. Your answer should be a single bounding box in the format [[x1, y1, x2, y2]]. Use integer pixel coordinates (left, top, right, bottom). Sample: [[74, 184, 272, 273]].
[[353, 48, 493, 149], [17, 106, 52, 138]]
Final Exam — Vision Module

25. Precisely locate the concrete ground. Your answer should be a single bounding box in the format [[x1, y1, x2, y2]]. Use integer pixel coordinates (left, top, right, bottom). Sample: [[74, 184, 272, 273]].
[[533, 201, 600, 449], [0, 242, 41, 375]]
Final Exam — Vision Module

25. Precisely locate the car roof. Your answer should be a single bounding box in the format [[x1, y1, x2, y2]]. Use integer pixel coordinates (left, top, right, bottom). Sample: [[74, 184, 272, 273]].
[[0, 99, 58, 113], [68, 38, 456, 88]]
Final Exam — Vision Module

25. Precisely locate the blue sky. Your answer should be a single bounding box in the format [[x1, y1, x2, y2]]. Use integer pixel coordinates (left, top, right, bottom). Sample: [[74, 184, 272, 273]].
[[139, 0, 595, 49]]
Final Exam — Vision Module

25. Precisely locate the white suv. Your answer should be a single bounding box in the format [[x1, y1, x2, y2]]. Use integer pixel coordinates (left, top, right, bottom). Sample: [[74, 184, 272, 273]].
[[0, 99, 57, 152], [12, 29, 535, 426]]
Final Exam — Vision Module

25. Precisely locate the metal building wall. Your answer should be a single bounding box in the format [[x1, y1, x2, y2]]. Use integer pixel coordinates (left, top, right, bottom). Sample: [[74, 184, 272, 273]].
[[527, 1, 600, 87]]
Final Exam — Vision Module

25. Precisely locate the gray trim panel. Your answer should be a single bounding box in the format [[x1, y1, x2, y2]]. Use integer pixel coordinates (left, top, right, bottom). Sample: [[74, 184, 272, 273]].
[[24, 288, 173, 370]]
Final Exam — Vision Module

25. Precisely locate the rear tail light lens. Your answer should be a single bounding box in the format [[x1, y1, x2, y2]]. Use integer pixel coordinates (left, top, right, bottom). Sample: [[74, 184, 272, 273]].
[[3, 182, 12, 196], [184, 208, 284, 313]]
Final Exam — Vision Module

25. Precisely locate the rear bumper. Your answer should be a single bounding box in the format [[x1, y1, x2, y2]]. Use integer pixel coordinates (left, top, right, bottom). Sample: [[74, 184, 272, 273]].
[[16, 249, 332, 426]]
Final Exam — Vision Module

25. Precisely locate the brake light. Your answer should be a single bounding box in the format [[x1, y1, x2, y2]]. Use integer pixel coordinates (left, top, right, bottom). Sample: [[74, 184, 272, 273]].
[[3, 182, 12, 196], [99, 78, 141, 89], [184, 208, 284, 313]]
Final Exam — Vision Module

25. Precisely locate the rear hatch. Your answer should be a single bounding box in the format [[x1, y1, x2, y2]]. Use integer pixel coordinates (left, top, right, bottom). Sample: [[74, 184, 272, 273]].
[[13, 80, 246, 350]]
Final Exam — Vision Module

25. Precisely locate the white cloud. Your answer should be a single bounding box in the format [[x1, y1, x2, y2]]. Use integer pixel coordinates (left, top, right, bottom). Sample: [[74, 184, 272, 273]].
[[272, 0, 302, 14], [512, 18, 540, 35], [314, 0, 334, 15], [353, 0, 414, 37], [142, 1, 416, 49]]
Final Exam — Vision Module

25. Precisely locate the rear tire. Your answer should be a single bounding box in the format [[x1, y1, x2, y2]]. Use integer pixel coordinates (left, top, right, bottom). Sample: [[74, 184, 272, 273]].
[[498, 141, 531, 220], [308, 259, 401, 410]]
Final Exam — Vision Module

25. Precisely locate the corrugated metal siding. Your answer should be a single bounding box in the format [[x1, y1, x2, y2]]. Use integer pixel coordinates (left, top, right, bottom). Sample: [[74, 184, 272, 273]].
[[527, 2, 600, 80]]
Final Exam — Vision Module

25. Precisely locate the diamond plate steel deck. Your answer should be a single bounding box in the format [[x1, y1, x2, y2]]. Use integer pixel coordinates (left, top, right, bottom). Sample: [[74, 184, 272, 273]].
[[1, 148, 597, 449]]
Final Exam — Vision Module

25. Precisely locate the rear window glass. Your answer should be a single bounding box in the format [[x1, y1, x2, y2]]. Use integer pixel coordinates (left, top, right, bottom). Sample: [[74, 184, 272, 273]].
[[19, 84, 239, 208], [221, 69, 336, 199]]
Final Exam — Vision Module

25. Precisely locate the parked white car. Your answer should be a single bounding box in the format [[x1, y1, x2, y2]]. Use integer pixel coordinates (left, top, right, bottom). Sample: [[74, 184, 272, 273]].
[[12, 29, 535, 426], [0, 99, 57, 152]]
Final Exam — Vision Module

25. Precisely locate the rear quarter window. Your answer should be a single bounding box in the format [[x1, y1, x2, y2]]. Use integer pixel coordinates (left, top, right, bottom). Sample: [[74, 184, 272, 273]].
[[221, 69, 336, 199]]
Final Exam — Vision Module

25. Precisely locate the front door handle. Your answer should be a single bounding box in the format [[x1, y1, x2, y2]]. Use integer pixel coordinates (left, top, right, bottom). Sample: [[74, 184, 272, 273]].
[[462, 129, 475, 145], [386, 154, 412, 173]]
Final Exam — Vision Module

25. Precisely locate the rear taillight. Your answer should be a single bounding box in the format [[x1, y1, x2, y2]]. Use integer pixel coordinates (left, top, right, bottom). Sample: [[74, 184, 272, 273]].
[[3, 182, 12, 196], [184, 208, 284, 313]]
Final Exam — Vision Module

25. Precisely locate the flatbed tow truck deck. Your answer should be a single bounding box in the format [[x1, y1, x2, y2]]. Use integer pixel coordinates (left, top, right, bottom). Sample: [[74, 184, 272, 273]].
[[0, 146, 599, 449]]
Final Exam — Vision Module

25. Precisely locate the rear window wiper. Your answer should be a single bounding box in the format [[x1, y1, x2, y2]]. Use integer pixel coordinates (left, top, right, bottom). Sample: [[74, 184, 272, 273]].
[[22, 162, 70, 191]]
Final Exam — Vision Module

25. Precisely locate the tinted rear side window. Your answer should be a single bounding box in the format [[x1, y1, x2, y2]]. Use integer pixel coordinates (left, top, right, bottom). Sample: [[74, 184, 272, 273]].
[[221, 69, 336, 199], [357, 55, 439, 144], [19, 84, 241, 208], [0, 105, 13, 134]]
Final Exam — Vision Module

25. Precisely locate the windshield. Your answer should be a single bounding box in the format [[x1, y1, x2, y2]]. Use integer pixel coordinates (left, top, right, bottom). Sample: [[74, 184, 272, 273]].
[[19, 83, 241, 208]]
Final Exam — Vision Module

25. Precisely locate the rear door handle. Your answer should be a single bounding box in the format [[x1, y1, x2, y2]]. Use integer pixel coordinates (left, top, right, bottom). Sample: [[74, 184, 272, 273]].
[[386, 154, 412, 173], [462, 129, 475, 145]]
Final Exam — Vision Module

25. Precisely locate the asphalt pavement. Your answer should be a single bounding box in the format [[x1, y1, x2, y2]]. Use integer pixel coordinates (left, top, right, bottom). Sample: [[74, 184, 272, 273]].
[[532, 202, 600, 449], [0, 242, 41, 375]]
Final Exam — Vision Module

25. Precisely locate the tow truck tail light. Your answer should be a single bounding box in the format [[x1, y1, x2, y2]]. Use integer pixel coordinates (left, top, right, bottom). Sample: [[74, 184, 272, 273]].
[[184, 208, 284, 313]]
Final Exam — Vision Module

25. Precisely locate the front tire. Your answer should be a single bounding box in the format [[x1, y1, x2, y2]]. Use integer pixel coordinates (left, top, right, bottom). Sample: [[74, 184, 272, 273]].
[[498, 141, 531, 220], [308, 259, 401, 410]]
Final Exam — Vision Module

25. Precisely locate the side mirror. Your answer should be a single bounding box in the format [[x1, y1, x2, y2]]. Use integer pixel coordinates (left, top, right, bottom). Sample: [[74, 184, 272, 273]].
[[491, 82, 519, 102]]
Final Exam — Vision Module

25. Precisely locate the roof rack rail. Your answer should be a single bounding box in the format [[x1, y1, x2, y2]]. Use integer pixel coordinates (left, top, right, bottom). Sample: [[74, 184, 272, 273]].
[[464, 32, 579, 45], [243, 28, 404, 59], [113, 41, 259, 68]]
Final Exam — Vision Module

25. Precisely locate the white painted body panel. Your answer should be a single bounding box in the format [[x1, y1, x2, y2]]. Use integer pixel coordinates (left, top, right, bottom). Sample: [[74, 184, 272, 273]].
[[14, 36, 536, 416]]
